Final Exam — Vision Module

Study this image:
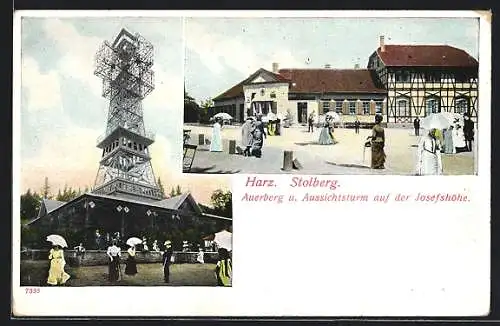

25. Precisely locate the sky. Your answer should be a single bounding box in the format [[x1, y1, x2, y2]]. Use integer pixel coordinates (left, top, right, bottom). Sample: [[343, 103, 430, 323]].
[[184, 17, 480, 104], [18, 16, 231, 205]]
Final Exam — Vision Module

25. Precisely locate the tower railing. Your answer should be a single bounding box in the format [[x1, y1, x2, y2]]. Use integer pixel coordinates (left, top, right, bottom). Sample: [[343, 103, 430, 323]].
[[96, 127, 156, 146]]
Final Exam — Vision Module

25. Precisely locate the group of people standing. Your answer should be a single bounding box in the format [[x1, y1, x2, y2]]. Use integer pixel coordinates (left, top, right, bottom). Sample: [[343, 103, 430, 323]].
[[318, 115, 339, 145], [240, 115, 266, 158]]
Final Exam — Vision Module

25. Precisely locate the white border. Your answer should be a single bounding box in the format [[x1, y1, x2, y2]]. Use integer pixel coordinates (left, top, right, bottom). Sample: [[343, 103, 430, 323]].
[[12, 10, 491, 317]]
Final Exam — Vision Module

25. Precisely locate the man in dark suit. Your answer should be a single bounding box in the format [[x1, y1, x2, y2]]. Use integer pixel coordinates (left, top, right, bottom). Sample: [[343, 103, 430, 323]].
[[463, 114, 475, 152], [413, 117, 420, 136], [162, 240, 173, 283], [354, 118, 360, 134]]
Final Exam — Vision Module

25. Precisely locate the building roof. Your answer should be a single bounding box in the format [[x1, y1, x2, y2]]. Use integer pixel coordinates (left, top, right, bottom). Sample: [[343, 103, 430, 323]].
[[213, 68, 288, 101], [278, 69, 386, 94], [27, 192, 230, 226], [376, 45, 478, 68]]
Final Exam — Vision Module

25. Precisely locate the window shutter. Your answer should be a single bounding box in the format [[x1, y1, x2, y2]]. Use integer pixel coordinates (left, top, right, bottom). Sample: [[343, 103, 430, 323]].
[[342, 101, 349, 115], [382, 101, 387, 115], [356, 101, 363, 115], [370, 101, 376, 115]]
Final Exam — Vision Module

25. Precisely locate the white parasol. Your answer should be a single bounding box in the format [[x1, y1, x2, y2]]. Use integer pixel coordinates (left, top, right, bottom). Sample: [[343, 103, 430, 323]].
[[212, 112, 233, 121], [439, 112, 463, 126], [46, 234, 68, 248], [214, 230, 232, 251], [126, 237, 142, 246], [266, 112, 277, 121], [420, 113, 451, 130], [325, 111, 341, 122]]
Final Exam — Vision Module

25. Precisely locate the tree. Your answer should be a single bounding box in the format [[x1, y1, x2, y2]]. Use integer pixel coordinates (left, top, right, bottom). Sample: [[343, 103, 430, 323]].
[[20, 189, 42, 221], [157, 177, 165, 198], [210, 189, 232, 218], [184, 89, 201, 123], [56, 185, 79, 202], [175, 185, 182, 196], [199, 98, 214, 124]]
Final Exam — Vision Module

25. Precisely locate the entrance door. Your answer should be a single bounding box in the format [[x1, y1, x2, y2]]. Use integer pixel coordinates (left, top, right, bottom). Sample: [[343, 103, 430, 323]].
[[297, 102, 308, 123], [239, 104, 244, 122]]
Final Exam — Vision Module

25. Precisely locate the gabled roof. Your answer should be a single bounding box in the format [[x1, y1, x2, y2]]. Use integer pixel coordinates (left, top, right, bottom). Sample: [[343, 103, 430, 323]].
[[156, 192, 203, 215], [37, 199, 67, 218], [278, 69, 386, 94], [213, 68, 289, 101], [376, 45, 478, 68], [26, 192, 230, 226]]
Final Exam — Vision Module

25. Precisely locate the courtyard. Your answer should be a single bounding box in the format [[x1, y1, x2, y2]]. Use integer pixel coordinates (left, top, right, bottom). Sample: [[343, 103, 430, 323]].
[[21, 261, 218, 287], [183, 124, 475, 175]]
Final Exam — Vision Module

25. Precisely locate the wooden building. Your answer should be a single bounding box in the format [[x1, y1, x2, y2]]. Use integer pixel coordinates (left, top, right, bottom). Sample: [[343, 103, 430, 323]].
[[25, 192, 231, 250]]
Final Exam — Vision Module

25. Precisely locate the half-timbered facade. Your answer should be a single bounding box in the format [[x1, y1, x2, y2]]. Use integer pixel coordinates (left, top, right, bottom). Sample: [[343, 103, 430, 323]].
[[367, 36, 479, 124]]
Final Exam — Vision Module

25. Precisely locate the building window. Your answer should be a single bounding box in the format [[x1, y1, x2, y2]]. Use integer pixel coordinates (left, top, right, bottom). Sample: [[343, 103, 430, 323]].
[[362, 102, 370, 115], [395, 71, 410, 83], [270, 92, 276, 99], [425, 98, 440, 115], [397, 99, 409, 117], [260, 89, 265, 96], [349, 101, 356, 115], [375, 101, 383, 114], [322, 101, 330, 114], [335, 101, 343, 114], [425, 72, 441, 83], [455, 98, 469, 114]]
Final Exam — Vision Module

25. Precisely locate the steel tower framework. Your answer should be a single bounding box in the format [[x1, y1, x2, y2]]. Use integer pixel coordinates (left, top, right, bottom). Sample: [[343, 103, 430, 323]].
[[92, 28, 162, 201]]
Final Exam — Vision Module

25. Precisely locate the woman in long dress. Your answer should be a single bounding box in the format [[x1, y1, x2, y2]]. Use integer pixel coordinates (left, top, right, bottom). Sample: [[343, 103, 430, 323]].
[[215, 248, 232, 286], [241, 118, 255, 156], [416, 128, 443, 175], [452, 124, 467, 153], [124, 245, 138, 276], [106, 241, 121, 282], [47, 245, 70, 285], [443, 126, 455, 154], [210, 117, 223, 152], [367, 114, 386, 169], [250, 127, 263, 158], [318, 120, 333, 145]]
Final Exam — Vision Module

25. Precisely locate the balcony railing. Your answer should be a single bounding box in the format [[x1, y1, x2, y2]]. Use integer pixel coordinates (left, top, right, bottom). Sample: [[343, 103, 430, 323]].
[[96, 127, 156, 145]]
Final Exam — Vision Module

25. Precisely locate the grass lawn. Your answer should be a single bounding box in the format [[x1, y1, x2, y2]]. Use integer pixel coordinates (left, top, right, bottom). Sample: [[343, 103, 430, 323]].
[[20, 261, 219, 287]]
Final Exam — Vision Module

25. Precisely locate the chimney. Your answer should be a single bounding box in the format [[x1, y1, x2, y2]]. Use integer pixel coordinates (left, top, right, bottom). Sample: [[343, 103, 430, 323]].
[[354, 63, 360, 69], [380, 35, 385, 52], [272, 62, 279, 73], [324, 64, 331, 69]]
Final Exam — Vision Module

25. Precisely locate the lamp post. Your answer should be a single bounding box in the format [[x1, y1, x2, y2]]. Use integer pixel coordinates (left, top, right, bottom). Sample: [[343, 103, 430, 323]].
[[116, 205, 129, 239]]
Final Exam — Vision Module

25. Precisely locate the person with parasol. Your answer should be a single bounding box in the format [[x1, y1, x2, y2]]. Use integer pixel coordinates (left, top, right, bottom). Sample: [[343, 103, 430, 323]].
[[416, 113, 450, 175], [125, 237, 141, 276], [106, 240, 122, 282], [210, 117, 223, 152], [46, 234, 71, 286]]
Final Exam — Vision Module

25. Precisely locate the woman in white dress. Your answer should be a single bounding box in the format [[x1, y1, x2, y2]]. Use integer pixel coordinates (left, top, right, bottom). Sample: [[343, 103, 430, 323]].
[[452, 124, 467, 153], [210, 117, 223, 152], [106, 241, 122, 282], [416, 128, 443, 175]]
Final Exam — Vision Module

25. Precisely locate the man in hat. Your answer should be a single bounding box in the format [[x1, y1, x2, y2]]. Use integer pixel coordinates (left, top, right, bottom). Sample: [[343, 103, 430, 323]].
[[162, 240, 173, 283]]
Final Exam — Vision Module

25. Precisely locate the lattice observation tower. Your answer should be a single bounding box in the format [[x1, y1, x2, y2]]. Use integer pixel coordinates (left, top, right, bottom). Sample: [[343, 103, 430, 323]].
[[92, 28, 162, 201]]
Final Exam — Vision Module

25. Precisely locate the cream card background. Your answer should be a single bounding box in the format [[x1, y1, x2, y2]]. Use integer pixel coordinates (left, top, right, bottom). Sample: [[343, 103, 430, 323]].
[[12, 10, 491, 317]]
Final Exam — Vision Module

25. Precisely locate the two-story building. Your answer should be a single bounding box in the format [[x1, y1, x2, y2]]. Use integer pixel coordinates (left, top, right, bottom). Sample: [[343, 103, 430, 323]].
[[367, 36, 478, 125]]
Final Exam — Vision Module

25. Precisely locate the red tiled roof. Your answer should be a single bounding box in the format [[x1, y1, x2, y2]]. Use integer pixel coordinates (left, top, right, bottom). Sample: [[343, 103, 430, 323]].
[[278, 69, 386, 94], [376, 45, 478, 67], [213, 68, 288, 101]]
